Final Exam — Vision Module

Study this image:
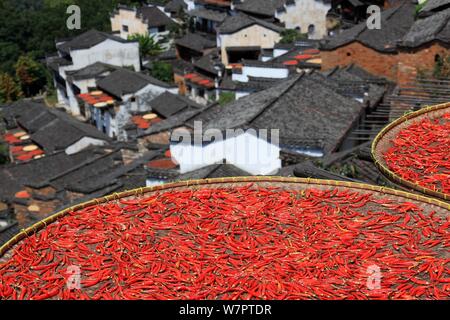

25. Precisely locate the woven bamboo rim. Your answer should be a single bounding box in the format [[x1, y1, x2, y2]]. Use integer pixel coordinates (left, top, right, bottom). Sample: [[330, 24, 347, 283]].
[[1, 176, 449, 259], [371, 102, 450, 201]]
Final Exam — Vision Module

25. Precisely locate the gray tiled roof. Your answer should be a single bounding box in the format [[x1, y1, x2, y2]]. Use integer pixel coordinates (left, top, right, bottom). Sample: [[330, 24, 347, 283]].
[[97, 69, 175, 98], [137, 6, 175, 28], [320, 1, 416, 53], [66, 62, 119, 80], [420, 0, 450, 15], [401, 7, 450, 48], [57, 29, 132, 55], [175, 33, 217, 52], [149, 91, 204, 118], [188, 8, 228, 22], [165, 0, 188, 13], [216, 13, 284, 34], [190, 72, 364, 154], [234, 0, 286, 17], [3, 101, 110, 153]]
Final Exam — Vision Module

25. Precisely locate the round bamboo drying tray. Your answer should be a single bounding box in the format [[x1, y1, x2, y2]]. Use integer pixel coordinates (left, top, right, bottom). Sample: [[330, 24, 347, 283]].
[[371, 102, 450, 201], [22, 145, 38, 152], [1, 176, 448, 259]]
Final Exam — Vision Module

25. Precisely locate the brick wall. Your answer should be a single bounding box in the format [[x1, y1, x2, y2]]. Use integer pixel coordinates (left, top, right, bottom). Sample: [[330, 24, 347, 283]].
[[321, 41, 449, 85], [321, 42, 399, 80], [397, 42, 449, 85]]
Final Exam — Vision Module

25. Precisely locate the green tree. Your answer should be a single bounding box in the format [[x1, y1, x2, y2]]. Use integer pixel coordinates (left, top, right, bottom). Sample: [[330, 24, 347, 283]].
[[433, 54, 450, 79], [280, 29, 308, 44], [128, 33, 164, 57], [218, 92, 235, 106], [15, 55, 47, 97], [0, 73, 22, 103], [150, 61, 174, 83]]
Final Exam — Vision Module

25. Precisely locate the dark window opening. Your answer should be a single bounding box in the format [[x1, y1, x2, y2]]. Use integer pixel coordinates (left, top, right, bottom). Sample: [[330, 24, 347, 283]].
[[347, 52, 351, 57], [122, 25, 129, 32], [308, 24, 315, 36], [227, 49, 260, 64]]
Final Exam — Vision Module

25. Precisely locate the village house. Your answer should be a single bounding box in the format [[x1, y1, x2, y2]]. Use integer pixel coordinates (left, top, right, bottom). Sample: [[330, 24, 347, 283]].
[[187, 0, 231, 33], [173, 33, 218, 100], [123, 91, 205, 141], [232, 0, 331, 39], [216, 14, 284, 65], [46, 29, 141, 116], [163, 0, 188, 19], [1, 101, 111, 161], [183, 50, 223, 103], [320, 1, 450, 85], [110, 4, 175, 40], [216, 45, 321, 99], [175, 32, 217, 61], [76, 68, 178, 140], [130, 70, 366, 175]]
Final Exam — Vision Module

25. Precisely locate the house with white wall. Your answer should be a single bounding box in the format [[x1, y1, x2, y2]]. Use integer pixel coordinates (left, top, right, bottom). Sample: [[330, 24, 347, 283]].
[[234, 0, 331, 39], [110, 4, 175, 39], [170, 128, 281, 175], [46, 29, 140, 116], [178, 71, 364, 173], [78, 68, 178, 140], [216, 14, 283, 66]]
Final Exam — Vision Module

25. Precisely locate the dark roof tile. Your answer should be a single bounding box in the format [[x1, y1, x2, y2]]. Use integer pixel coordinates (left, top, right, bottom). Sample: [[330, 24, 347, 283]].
[[57, 29, 132, 55], [136, 6, 175, 28], [175, 33, 217, 52], [217, 13, 284, 34], [320, 2, 416, 53], [97, 69, 175, 97]]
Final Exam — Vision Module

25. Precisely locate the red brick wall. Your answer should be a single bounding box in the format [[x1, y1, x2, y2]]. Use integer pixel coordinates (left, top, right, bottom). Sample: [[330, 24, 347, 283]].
[[397, 42, 449, 85], [321, 42, 399, 80], [321, 41, 449, 85]]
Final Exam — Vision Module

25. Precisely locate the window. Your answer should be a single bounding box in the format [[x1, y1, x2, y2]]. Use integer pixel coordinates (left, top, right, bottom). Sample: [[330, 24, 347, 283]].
[[308, 24, 315, 36], [347, 52, 351, 57], [122, 25, 129, 32], [131, 97, 136, 102], [158, 26, 165, 32], [264, 34, 267, 37]]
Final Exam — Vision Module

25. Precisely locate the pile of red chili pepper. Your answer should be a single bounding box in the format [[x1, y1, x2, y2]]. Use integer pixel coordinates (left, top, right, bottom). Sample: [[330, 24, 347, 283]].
[[0, 184, 449, 300], [383, 113, 450, 196]]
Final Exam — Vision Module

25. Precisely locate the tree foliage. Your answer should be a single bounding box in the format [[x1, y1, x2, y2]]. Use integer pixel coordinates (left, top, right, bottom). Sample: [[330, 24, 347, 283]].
[[128, 33, 164, 57], [0, 73, 22, 103], [149, 61, 174, 83], [0, 0, 148, 101], [218, 92, 235, 106], [433, 54, 450, 79], [15, 55, 47, 97], [280, 29, 307, 44]]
